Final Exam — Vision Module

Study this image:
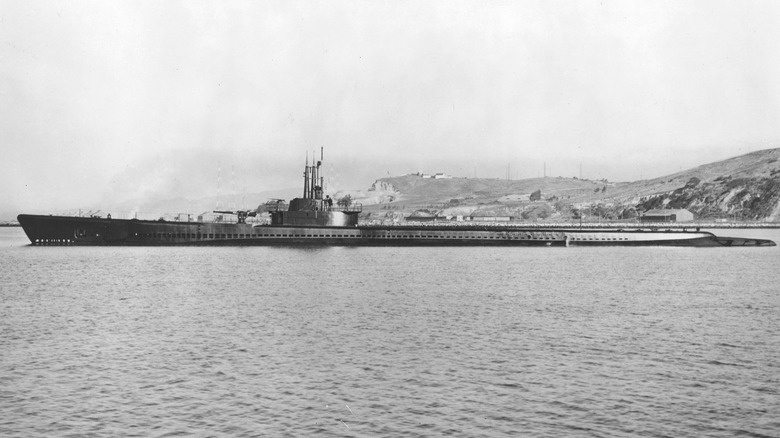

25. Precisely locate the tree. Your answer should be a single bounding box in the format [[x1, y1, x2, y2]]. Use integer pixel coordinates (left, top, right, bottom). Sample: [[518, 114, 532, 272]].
[[529, 189, 542, 201], [621, 207, 638, 219], [554, 200, 572, 214], [522, 204, 552, 220]]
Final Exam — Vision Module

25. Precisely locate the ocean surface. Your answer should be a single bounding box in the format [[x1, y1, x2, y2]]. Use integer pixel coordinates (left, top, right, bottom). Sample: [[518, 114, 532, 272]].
[[1, 226, 779, 437]]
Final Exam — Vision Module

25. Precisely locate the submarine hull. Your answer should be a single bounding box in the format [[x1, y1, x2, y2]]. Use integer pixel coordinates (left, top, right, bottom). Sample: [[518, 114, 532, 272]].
[[16, 214, 776, 247]]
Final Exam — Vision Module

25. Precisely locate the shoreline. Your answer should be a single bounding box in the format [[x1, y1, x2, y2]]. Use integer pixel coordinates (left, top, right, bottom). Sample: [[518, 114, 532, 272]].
[[373, 221, 780, 229], [4, 217, 778, 229]]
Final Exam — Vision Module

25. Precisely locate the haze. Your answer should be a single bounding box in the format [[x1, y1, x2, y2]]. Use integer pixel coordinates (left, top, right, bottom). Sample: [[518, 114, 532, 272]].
[[2, 0, 779, 220]]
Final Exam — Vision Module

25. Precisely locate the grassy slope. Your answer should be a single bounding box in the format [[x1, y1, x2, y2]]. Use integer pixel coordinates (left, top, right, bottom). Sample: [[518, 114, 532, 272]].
[[42, 148, 779, 222], [356, 148, 780, 221]]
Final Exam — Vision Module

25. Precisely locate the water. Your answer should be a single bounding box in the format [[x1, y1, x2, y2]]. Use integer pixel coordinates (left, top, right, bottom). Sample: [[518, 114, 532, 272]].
[[2, 227, 779, 437]]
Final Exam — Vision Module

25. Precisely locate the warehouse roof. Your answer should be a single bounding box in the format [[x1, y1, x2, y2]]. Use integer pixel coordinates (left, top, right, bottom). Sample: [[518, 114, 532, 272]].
[[643, 209, 692, 216]]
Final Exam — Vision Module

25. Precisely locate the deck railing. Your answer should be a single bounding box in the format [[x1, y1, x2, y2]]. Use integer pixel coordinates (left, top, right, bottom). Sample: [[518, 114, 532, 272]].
[[330, 203, 362, 213]]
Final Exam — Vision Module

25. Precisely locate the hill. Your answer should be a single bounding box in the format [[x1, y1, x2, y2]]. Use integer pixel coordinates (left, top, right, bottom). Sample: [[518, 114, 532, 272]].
[[21, 148, 778, 223], [345, 148, 780, 222]]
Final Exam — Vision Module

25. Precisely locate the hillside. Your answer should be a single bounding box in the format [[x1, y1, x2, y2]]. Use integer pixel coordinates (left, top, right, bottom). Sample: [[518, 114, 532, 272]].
[[25, 148, 779, 224], [345, 148, 780, 222]]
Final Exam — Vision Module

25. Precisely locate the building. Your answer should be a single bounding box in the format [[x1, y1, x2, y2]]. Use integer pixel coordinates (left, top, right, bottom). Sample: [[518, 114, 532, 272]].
[[416, 172, 451, 179], [405, 215, 449, 222], [640, 209, 694, 223], [468, 215, 512, 222]]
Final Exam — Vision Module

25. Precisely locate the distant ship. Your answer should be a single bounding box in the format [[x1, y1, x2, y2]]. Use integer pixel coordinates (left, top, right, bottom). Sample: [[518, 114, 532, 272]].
[[17, 150, 776, 247]]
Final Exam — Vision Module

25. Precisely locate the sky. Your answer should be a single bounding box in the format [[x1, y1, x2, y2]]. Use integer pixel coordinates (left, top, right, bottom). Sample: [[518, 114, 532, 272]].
[[2, 0, 779, 219]]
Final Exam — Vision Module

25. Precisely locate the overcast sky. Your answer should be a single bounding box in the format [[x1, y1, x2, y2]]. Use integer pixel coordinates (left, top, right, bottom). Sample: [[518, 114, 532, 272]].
[[2, 0, 779, 218]]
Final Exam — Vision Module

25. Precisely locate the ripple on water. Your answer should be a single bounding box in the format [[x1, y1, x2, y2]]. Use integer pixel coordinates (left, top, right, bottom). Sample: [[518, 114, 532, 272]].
[[1, 230, 779, 437]]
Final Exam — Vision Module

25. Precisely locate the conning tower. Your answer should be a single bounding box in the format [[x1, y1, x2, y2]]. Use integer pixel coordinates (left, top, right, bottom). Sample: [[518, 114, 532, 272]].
[[269, 148, 361, 226]]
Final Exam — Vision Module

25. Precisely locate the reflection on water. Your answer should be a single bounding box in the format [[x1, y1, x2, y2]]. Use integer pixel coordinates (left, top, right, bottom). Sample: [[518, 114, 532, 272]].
[[1, 227, 779, 437]]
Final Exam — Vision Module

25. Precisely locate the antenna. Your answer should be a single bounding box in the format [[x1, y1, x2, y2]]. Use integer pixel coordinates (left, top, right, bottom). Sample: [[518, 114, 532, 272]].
[[216, 162, 222, 211], [318, 147, 324, 199], [303, 152, 309, 198]]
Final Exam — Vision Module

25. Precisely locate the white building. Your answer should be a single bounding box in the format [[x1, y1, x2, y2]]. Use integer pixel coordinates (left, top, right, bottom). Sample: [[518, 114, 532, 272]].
[[640, 209, 695, 223]]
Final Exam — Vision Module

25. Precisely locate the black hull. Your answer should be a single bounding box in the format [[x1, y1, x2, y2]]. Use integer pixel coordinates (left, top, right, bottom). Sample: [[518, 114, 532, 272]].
[[17, 214, 776, 247]]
